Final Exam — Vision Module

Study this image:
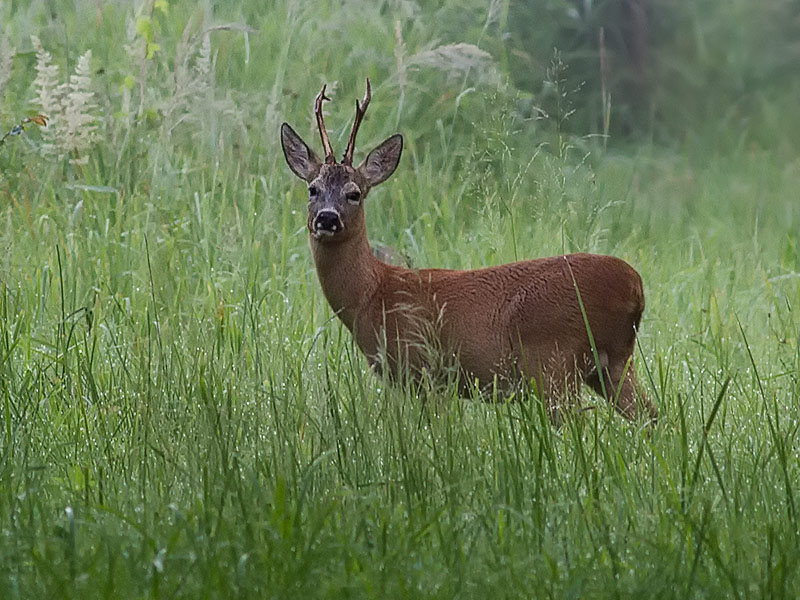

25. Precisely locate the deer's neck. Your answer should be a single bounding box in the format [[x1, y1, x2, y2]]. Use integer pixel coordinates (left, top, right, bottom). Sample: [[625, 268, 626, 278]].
[[310, 225, 385, 332]]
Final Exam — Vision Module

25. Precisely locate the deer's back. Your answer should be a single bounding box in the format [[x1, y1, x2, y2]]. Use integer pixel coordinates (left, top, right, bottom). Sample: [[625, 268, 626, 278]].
[[357, 253, 644, 382]]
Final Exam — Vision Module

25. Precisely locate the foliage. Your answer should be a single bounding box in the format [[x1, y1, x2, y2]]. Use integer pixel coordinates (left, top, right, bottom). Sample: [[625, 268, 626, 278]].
[[506, 0, 800, 145], [0, 0, 799, 598]]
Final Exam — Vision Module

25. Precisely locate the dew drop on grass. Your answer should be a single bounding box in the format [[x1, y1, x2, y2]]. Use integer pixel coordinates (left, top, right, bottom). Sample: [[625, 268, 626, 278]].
[[153, 548, 166, 573]]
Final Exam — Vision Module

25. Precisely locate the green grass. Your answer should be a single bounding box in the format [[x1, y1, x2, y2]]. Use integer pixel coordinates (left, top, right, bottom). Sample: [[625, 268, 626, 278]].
[[1, 1, 800, 598]]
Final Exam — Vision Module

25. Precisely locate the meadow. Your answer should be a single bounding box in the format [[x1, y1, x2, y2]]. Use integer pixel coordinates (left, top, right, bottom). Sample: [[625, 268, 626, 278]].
[[1, 1, 799, 597]]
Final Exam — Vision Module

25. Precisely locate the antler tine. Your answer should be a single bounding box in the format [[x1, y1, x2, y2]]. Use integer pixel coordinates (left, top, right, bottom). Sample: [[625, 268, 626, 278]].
[[314, 85, 336, 164], [342, 78, 372, 166]]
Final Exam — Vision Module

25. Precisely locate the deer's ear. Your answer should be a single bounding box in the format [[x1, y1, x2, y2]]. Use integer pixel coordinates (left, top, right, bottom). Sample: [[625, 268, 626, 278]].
[[358, 134, 403, 188], [281, 123, 321, 182]]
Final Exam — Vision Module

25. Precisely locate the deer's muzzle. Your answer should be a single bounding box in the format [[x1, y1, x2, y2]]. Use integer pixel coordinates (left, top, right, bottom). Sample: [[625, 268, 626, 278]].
[[312, 209, 344, 238]]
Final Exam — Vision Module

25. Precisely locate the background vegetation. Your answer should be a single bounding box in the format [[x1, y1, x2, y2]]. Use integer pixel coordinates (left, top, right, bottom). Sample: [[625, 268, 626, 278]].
[[1, 0, 799, 597]]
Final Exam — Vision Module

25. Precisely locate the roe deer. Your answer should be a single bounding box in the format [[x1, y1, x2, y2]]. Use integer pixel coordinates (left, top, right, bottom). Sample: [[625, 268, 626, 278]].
[[281, 79, 657, 422]]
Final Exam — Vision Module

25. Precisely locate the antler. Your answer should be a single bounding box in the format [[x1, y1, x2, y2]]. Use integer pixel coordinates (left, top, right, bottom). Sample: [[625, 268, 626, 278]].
[[342, 78, 372, 166], [315, 85, 336, 164]]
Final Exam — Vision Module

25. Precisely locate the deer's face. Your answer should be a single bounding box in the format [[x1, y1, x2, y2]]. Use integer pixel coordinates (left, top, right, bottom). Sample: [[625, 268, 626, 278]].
[[305, 164, 368, 242], [280, 80, 402, 244], [281, 123, 403, 244]]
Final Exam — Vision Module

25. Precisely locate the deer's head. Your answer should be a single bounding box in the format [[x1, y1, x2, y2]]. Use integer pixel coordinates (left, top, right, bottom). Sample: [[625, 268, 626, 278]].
[[281, 79, 403, 243]]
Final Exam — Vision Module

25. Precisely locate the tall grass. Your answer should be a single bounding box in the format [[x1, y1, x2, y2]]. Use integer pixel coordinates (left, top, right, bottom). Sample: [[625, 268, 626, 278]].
[[1, 0, 799, 597]]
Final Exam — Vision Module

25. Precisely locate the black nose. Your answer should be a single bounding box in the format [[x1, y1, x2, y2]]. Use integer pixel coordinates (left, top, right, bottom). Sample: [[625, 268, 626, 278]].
[[313, 210, 343, 233]]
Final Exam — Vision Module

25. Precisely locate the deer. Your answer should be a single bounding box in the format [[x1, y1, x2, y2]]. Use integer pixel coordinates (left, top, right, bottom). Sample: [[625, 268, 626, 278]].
[[280, 79, 657, 423]]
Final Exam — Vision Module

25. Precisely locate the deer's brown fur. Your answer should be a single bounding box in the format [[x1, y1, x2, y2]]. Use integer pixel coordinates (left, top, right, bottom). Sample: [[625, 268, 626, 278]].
[[281, 80, 656, 422]]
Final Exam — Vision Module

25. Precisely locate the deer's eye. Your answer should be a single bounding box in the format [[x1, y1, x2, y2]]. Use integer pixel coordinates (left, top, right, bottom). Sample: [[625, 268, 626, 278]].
[[308, 185, 319, 198], [346, 191, 361, 205]]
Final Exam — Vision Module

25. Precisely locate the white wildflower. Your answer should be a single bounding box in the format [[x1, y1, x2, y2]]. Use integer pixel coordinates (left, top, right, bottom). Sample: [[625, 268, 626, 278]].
[[31, 34, 64, 156], [194, 33, 213, 99], [408, 42, 500, 85], [31, 37, 99, 161], [62, 50, 98, 161], [0, 33, 13, 96]]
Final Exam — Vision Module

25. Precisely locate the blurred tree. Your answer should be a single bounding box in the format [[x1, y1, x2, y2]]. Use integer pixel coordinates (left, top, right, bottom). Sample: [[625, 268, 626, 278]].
[[506, 0, 800, 148], [506, 0, 652, 137]]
